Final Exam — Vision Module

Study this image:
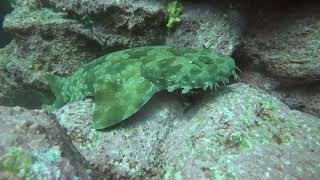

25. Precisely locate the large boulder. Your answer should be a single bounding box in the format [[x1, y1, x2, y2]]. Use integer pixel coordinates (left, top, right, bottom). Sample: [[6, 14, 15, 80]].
[[1, 83, 319, 179], [0, 106, 93, 179], [237, 1, 320, 117], [52, 83, 320, 179], [160, 83, 320, 179], [166, 1, 243, 55], [54, 92, 186, 178], [0, 6, 101, 106], [241, 1, 320, 82], [39, 0, 167, 49]]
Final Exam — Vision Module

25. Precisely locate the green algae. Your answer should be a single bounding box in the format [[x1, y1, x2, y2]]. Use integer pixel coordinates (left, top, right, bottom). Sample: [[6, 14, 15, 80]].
[[0, 147, 33, 178], [164, 164, 181, 180], [30, 147, 62, 179], [71, 129, 102, 150], [166, 0, 183, 29], [115, 0, 126, 4], [258, 100, 279, 122], [230, 132, 252, 150], [0, 146, 66, 179], [210, 167, 223, 180]]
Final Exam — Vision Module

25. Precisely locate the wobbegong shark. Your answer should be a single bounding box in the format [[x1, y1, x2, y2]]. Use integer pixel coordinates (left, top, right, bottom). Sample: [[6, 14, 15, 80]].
[[46, 46, 237, 129]]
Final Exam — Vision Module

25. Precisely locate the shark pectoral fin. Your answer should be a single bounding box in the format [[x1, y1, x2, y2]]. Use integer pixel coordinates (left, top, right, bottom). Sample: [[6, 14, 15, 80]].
[[92, 77, 158, 130]]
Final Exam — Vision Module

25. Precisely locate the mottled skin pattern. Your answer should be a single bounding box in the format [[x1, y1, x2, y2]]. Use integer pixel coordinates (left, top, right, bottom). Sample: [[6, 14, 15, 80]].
[[46, 46, 236, 129]]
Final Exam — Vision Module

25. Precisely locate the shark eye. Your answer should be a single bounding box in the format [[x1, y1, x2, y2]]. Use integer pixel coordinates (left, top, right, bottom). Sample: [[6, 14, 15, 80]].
[[204, 59, 212, 64], [190, 61, 201, 68], [198, 56, 213, 64]]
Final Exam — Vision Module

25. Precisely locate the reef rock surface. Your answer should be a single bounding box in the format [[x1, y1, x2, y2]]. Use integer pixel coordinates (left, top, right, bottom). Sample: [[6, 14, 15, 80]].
[[2, 84, 318, 179], [0, 106, 93, 179]]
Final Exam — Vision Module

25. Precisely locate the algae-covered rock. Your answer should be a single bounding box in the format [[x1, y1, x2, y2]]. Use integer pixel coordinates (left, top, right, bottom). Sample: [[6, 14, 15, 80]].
[[237, 1, 320, 117], [0, 106, 93, 179], [3, 6, 101, 76], [242, 2, 320, 82], [54, 92, 185, 178], [0, 41, 54, 108], [0, 42, 19, 105], [240, 70, 320, 117], [53, 83, 320, 179], [0, 6, 100, 106], [160, 83, 320, 179], [166, 1, 243, 55], [0, 147, 32, 178], [43, 0, 167, 48]]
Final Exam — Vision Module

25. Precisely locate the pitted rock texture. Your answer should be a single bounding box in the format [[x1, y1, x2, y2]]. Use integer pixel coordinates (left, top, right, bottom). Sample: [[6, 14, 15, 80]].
[[54, 93, 185, 178], [240, 70, 320, 117], [44, 0, 167, 48], [166, 1, 243, 55], [0, 6, 101, 107], [53, 83, 320, 179], [242, 1, 320, 82], [0, 106, 92, 179], [160, 83, 320, 179]]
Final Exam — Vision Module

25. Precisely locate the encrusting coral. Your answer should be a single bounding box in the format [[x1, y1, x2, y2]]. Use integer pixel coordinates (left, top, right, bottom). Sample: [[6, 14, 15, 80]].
[[46, 46, 237, 129]]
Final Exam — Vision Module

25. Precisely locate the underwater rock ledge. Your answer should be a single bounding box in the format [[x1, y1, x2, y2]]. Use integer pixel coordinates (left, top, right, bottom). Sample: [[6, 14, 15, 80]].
[[2, 83, 318, 179]]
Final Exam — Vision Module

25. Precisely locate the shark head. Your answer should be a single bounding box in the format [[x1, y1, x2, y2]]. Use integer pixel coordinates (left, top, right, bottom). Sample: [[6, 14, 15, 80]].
[[142, 47, 236, 93]]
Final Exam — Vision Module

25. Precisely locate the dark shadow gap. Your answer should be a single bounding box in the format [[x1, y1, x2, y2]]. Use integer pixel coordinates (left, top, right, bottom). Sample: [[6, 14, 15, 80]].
[[0, 0, 13, 48]]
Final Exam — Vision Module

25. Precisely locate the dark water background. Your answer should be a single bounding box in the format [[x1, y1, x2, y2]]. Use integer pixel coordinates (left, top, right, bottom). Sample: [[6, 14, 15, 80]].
[[0, 0, 13, 48]]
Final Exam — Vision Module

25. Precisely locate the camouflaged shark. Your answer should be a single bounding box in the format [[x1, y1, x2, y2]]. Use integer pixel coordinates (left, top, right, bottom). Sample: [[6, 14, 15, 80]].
[[46, 46, 237, 129]]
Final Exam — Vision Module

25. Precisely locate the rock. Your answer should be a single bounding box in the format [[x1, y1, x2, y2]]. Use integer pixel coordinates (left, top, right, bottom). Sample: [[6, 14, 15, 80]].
[[54, 92, 186, 178], [166, 1, 243, 55], [235, 1, 320, 117], [2, 6, 101, 80], [275, 83, 320, 117], [0, 106, 92, 179], [0, 42, 16, 104], [0, 6, 101, 106], [54, 83, 320, 179], [44, 0, 167, 48], [0, 41, 56, 108], [240, 70, 320, 117], [242, 2, 320, 82], [160, 83, 320, 179]]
